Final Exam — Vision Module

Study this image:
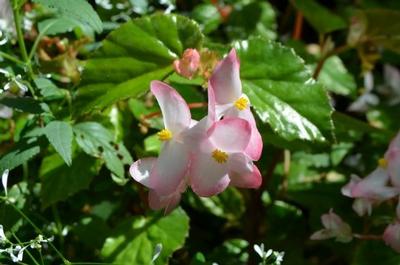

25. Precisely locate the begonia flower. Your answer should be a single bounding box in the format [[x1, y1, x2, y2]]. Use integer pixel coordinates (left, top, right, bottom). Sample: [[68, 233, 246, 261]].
[[341, 169, 398, 216], [188, 117, 262, 197], [173, 48, 200, 79], [130, 81, 192, 212], [209, 49, 262, 160], [310, 209, 353, 243], [383, 222, 400, 253]]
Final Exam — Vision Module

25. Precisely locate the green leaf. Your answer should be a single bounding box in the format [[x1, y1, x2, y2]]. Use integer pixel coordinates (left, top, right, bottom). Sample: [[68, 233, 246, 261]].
[[314, 56, 357, 97], [39, 152, 101, 208], [0, 97, 47, 114], [33, 0, 102, 33], [352, 241, 400, 265], [191, 4, 221, 34], [227, 1, 277, 40], [73, 122, 132, 182], [74, 14, 203, 116], [348, 9, 400, 53], [38, 17, 81, 36], [101, 208, 189, 265], [43, 121, 73, 166], [0, 138, 40, 173], [292, 0, 347, 34], [34, 78, 65, 100], [235, 37, 333, 142]]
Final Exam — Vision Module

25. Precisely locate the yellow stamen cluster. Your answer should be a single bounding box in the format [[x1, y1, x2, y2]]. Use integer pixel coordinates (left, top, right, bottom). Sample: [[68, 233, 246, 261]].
[[378, 158, 388, 168], [157, 129, 172, 141], [234, 97, 248, 111], [212, 149, 228, 163]]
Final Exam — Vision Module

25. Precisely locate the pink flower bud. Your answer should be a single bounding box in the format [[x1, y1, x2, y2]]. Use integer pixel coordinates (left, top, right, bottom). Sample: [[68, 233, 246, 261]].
[[173, 49, 200, 79], [383, 222, 400, 253]]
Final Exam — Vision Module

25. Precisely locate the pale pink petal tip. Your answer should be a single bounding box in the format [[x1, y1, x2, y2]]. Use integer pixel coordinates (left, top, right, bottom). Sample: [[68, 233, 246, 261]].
[[383, 223, 400, 253]]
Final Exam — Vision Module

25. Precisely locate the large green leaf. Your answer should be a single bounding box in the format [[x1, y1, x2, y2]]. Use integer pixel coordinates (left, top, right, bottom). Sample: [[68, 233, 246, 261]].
[[33, 0, 102, 33], [227, 1, 277, 40], [39, 152, 101, 208], [315, 56, 357, 97], [73, 122, 132, 184], [0, 138, 40, 173], [348, 9, 400, 53], [101, 208, 189, 265], [43, 121, 73, 166], [292, 0, 347, 34], [74, 14, 203, 116], [352, 241, 400, 265], [235, 37, 333, 142]]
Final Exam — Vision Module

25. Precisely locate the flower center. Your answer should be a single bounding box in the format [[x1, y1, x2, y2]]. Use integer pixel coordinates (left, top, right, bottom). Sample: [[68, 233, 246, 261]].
[[211, 149, 228, 163], [234, 97, 248, 111], [157, 129, 172, 141], [378, 158, 388, 168]]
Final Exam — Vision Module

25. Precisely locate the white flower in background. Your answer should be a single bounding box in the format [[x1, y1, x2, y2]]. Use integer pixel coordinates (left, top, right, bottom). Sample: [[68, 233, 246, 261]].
[[151, 243, 162, 263], [10, 245, 28, 263], [348, 71, 378, 112], [254, 243, 272, 260], [0, 224, 6, 242], [1, 169, 9, 197], [310, 209, 353, 243], [0, 0, 15, 36], [1, 75, 28, 119]]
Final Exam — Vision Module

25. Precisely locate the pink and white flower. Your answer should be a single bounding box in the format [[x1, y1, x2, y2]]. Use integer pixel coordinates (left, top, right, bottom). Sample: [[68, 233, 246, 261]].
[[209, 49, 263, 161], [341, 169, 398, 216], [130, 81, 192, 212], [384, 132, 400, 188], [310, 209, 353, 243]]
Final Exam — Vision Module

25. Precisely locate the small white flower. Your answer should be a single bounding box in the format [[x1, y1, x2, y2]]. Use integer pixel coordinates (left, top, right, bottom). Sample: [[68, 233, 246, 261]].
[[10, 245, 28, 263], [0, 224, 6, 242], [1, 169, 8, 197], [151, 243, 162, 262]]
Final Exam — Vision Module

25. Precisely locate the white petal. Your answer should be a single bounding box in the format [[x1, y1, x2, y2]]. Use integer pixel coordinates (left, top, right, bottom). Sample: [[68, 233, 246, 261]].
[[2, 169, 8, 196], [209, 49, 242, 104], [150, 81, 191, 134], [150, 141, 190, 196], [129, 158, 156, 189]]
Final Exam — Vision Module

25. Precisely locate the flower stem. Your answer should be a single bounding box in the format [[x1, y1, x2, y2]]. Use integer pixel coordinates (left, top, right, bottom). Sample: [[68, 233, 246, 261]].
[[2, 197, 71, 264], [313, 44, 351, 80], [12, 233, 41, 265], [0, 51, 25, 65], [353, 233, 382, 240]]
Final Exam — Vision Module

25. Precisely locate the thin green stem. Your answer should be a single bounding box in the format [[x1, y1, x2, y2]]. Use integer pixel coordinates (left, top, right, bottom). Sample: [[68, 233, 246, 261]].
[[28, 20, 57, 62], [1, 198, 71, 264], [12, 233, 41, 265], [11, 0, 37, 98], [52, 205, 65, 248], [0, 51, 25, 65]]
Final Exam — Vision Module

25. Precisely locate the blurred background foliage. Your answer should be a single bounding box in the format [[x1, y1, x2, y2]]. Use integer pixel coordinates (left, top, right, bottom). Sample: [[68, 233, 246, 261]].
[[0, 0, 400, 264]]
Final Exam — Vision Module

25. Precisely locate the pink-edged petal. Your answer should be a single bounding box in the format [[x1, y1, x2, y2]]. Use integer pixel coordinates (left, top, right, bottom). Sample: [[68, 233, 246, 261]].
[[383, 223, 400, 253], [351, 168, 397, 200], [207, 118, 251, 153], [207, 81, 217, 123], [310, 229, 334, 240], [150, 81, 191, 134], [210, 49, 242, 104], [387, 148, 400, 188], [129, 157, 157, 189], [190, 141, 230, 197], [341, 174, 362, 197], [223, 105, 263, 161], [228, 153, 262, 188], [150, 141, 189, 196], [352, 198, 372, 216], [148, 190, 182, 214]]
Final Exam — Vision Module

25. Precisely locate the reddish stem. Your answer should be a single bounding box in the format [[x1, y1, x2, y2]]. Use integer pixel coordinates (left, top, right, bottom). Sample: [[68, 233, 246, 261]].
[[142, 102, 207, 120], [293, 12, 303, 40], [353, 233, 382, 241]]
